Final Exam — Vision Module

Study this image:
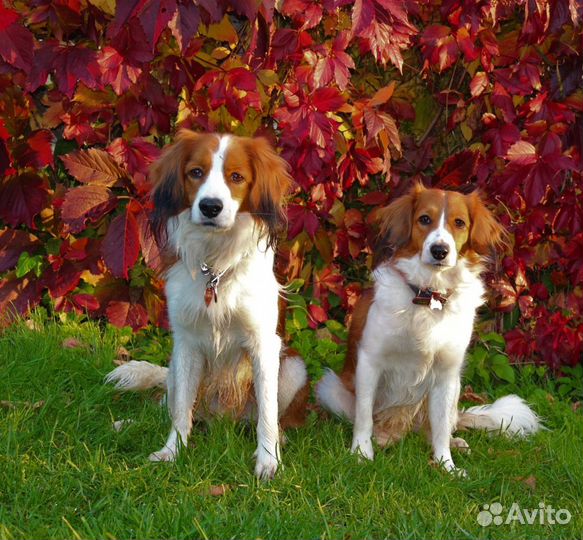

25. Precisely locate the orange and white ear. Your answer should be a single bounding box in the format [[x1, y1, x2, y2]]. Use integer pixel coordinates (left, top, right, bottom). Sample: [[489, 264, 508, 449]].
[[467, 191, 507, 255], [245, 137, 292, 248], [373, 182, 423, 267], [150, 130, 199, 244]]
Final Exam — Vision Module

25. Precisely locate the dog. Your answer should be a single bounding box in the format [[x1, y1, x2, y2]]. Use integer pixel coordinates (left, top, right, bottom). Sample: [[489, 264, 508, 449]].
[[106, 130, 309, 479], [316, 182, 540, 474]]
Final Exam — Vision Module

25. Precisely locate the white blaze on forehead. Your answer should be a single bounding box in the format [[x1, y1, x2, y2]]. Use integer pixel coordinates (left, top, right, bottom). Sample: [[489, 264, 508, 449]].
[[190, 134, 240, 228], [421, 194, 458, 266]]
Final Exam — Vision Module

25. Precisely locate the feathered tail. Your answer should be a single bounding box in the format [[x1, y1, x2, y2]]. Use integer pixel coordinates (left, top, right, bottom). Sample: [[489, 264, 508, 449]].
[[105, 360, 168, 391], [457, 394, 541, 436], [315, 369, 355, 421]]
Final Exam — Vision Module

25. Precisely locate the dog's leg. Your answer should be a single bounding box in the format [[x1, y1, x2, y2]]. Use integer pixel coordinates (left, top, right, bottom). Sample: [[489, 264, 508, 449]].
[[251, 333, 281, 480], [150, 332, 202, 462], [428, 365, 465, 475], [351, 352, 381, 460]]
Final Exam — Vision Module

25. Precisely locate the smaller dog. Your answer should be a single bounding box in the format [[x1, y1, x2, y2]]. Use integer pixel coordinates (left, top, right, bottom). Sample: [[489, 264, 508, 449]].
[[316, 182, 540, 474], [106, 131, 308, 479]]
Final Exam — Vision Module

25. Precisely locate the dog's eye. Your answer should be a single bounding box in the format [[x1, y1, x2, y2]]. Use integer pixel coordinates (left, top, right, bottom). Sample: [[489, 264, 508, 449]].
[[418, 215, 432, 225], [231, 172, 244, 183], [454, 218, 466, 229], [188, 167, 204, 179]]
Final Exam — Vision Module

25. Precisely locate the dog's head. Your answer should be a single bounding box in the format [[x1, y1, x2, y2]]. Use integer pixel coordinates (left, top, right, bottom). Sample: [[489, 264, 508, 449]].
[[374, 182, 506, 268], [150, 130, 292, 248]]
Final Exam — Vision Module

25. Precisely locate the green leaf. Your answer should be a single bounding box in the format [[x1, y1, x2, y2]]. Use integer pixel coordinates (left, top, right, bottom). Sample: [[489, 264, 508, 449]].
[[480, 332, 506, 346], [489, 353, 515, 383], [15, 252, 45, 278], [292, 308, 308, 330], [325, 319, 347, 339]]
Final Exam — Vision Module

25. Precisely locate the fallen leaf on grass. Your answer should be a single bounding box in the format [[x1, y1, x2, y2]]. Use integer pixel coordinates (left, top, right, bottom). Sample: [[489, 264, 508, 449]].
[[25, 319, 42, 332], [199, 484, 231, 497], [62, 337, 86, 349], [113, 346, 131, 365], [572, 401, 581, 413], [1, 400, 45, 410], [460, 385, 488, 404], [112, 419, 134, 432], [487, 447, 520, 457], [515, 475, 537, 491]]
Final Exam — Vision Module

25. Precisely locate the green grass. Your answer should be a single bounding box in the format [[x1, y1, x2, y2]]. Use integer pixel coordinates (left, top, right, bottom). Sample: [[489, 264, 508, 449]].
[[0, 317, 581, 540]]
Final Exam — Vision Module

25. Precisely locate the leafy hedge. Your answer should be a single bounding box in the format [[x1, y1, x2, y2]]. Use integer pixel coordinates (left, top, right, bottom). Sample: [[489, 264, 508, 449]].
[[0, 0, 581, 370]]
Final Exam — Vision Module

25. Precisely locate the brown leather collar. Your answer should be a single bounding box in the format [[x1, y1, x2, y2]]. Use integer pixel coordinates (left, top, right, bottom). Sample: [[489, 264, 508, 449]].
[[408, 284, 452, 306], [391, 266, 452, 308]]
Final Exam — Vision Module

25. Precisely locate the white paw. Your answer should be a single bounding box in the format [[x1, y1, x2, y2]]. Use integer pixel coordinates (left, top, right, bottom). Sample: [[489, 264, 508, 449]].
[[254, 447, 280, 480], [149, 446, 177, 462], [451, 436, 471, 453], [437, 457, 467, 478], [351, 437, 374, 461]]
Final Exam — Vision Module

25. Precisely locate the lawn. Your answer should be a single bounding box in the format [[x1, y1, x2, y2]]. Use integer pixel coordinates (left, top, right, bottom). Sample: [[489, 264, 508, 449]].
[[0, 316, 581, 540]]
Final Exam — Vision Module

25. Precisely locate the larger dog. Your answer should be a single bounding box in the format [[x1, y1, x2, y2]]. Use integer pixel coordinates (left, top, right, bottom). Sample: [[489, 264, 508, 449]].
[[106, 131, 308, 479], [316, 183, 540, 474]]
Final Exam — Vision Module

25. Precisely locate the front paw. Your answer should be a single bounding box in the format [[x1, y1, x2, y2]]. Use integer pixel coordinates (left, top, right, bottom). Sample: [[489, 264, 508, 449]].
[[435, 456, 467, 477], [254, 447, 280, 480], [351, 437, 374, 461], [149, 446, 177, 462]]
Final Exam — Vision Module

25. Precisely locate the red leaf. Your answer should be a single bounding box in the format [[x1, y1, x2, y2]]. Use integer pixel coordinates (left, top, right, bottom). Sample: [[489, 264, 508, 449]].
[[287, 204, 320, 239], [61, 185, 117, 233], [170, 1, 201, 51], [61, 149, 126, 186], [420, 24, 459, 72], [0, 6, 19, 31], [0, 22, 33, 73], [97, 46, 143, 95], [106, 300, 149, 330], [134, 0, 177, 50], [53, 45, 100, 98], [308, 304, 328, 327], [0, 173, 48, 228], [470, 72, 489, 98], [0, 277, 42, 323], [71, 294, 100, 312], [47, 260, 83, 298], [28, 130, 55, 168], [101, 210, 140, 279], [0, 229, 40, 272], [134, 205, 161, 270], [506, 141, 537, 165], [434, 150, 480, 187], [359, 191, 390, 206]]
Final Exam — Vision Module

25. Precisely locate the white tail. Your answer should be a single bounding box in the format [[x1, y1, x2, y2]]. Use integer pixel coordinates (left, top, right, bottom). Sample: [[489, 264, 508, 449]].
[[457, 394, 541, 436], [105, 360, 168, 391], [315, 369, 355, 421]]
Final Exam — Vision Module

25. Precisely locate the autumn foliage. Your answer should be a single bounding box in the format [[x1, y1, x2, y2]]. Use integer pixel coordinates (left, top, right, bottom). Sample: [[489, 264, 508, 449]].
[[0, 0, 581, 369]]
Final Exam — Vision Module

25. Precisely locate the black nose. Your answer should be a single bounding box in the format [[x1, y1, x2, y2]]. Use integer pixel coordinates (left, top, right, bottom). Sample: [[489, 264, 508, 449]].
[[199, 198, 223, 218], [430, 243, 449, 261]]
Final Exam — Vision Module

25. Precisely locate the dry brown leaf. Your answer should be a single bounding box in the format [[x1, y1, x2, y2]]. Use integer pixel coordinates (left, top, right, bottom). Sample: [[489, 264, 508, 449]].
[[206, 484, 231, 497], [460, 385, 488, 404], [516, 475, 537, 491], [1, 400, 45, 410], [62, 337, 86, 349], [113, 346, 130, 365]]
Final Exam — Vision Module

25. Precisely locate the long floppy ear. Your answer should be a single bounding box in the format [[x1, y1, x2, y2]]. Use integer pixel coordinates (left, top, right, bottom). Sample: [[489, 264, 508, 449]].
[[372, 182, 423, 267], [150, 130, 199, 245], [246, 137, 292, 249], [467, 191, 507, 256]]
